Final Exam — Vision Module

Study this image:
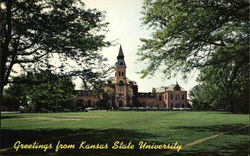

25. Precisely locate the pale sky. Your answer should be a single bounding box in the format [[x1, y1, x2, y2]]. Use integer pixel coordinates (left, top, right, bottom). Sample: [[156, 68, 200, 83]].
[[78, 0, 198, 92]]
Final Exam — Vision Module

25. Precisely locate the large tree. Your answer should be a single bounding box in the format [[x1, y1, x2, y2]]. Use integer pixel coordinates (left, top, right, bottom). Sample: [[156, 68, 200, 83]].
[[189, 65, 249, 113], [138, 0, 249, 113], [138, 0, 249, 78], [4, 70, 75, 112], [0, 0, 110, 99]]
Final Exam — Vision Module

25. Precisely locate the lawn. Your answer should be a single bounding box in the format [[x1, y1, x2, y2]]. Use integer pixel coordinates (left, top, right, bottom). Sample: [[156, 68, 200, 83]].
[[1, 111, 249, 155]]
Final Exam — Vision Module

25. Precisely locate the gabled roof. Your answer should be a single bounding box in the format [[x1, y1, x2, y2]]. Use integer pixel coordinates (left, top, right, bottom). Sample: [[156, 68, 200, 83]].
[[74, 90, 91, 96], [155, 84, 186, 92], [138, 92, 155, 98]]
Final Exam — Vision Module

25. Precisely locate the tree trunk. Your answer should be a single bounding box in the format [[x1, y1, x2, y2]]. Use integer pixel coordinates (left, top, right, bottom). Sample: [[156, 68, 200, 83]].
[[0, 3, 3, 149]]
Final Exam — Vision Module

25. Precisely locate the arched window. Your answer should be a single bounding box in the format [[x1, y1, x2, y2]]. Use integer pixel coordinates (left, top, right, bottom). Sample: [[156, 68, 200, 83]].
[[119, 71, 121, 76], [118, 81, 123, 95]]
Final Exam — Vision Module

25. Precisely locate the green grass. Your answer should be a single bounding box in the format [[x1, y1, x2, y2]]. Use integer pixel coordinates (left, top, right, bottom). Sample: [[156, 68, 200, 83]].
[[1, 111, 249, 155]]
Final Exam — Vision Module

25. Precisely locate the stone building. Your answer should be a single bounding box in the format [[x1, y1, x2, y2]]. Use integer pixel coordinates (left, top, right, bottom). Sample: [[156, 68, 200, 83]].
[[74, 90, 100, 109], [103, 46, 138, 107], [75, 45, 188, 109], [138, 84, 188, 108]]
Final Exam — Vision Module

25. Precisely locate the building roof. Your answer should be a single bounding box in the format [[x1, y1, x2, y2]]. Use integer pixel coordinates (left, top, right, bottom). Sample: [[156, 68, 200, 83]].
[[74, 90, 92, 96], [106, 77, 137, 85], [155, 83, 186, 92], [117, 45, 124, 59], [127, 78, 137, 85], [116, 45, 126, 68], [138, 92, 155, 98]]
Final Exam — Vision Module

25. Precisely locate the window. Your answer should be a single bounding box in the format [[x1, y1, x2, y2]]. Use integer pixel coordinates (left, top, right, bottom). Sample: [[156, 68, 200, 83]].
[[122, 72, 124, 76], [175, 95, 177, 100], [118, 81, 123, 95], [118, 86, 123, 94], [182, 94, 184, 100], [119, 71, 121, 76], [77, 92, 82, 96], [170, 94, 173, 100], [159, 95, 162, 100]]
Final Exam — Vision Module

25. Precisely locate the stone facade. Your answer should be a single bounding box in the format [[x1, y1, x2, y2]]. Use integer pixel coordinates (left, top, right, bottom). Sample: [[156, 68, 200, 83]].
[[75, 45, 188, 109], [103, 46, 138, 107], [138, 84, 188, 108]]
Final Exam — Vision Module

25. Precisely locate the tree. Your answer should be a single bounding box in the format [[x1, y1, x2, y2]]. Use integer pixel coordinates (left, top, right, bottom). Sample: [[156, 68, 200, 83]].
[[4, 70, 75, 112], [138, 0, 249, 78], [189, 65, 249, 113], [138, 0, 249, 113], [0, 0, 110, 101]]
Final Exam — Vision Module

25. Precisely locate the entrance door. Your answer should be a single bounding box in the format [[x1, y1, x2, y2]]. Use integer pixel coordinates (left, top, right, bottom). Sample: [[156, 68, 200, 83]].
[[119, 101, 123, 107]]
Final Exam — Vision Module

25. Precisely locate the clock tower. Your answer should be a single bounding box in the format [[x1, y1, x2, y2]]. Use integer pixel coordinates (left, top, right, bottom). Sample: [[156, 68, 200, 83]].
[[114, 45, 127, 107]]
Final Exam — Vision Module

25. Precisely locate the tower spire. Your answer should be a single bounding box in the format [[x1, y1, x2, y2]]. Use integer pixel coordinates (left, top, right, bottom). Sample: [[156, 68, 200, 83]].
[[116, 45, 126, 67], [117, 45, 124, 59]]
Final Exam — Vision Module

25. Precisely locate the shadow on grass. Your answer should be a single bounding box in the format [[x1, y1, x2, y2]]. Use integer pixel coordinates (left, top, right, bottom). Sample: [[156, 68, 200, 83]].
[[0, 116, 20, 119], [167, 124, 249, 156], [168, 142, 249, 156], [168, 137, 249, 156], [1, 128, 164, 156], [1, 124, 249, 156], [170, 124, 248, 135]]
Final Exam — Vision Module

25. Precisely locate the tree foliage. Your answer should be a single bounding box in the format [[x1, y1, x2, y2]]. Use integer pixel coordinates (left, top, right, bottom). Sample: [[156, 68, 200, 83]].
[[189, 66, 249, 113], [0, 0, 110, 95], [4, 70, 75, 111], [138, 0, 249, 78], [139, 0, 249, 113]]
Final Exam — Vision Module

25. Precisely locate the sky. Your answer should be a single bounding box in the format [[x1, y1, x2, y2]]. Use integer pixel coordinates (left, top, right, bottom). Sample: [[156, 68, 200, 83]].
[[78, 0, 198, 92]]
